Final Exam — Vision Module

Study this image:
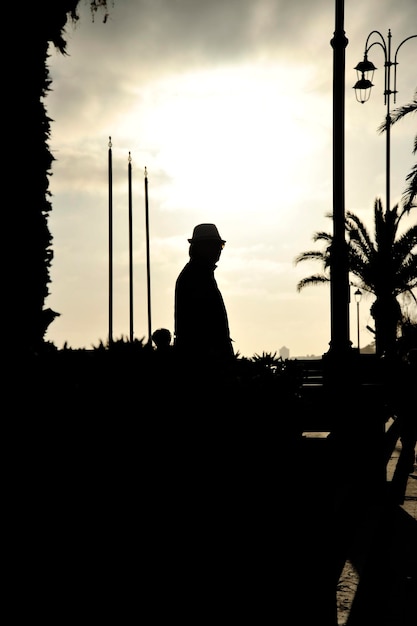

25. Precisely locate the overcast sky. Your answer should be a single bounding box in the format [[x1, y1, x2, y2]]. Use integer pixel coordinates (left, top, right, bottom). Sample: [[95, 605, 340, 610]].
[[45, 0, 417, 358]]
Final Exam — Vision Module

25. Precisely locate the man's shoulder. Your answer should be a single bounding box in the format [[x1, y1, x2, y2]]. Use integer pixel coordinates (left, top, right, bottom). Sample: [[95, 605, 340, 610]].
[[176, 261, 192, 280], [177, 260, 204, 279]]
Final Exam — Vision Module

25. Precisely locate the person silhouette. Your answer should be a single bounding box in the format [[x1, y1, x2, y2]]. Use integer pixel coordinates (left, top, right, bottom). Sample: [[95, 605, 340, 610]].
[[174, 223, 234, 383], [152, 328, 172, 352]]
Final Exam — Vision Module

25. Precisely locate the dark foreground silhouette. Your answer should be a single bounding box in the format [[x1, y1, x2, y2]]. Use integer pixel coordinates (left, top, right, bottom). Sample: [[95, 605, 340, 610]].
[[17, 348, 416, 625]]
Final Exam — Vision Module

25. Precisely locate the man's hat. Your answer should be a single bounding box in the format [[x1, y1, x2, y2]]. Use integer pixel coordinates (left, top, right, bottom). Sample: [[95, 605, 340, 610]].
[[188, 223, 226, 244]]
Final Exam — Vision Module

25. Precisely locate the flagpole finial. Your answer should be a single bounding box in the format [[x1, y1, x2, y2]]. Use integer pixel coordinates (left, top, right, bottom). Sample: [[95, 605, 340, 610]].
[[144, 166, 148, 178], [108, 136, 112, 148], [128, 151, 131, 164]]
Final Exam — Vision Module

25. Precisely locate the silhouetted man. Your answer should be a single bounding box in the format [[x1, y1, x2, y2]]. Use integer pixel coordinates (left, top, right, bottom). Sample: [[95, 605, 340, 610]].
[[174, 223, 234, 379]]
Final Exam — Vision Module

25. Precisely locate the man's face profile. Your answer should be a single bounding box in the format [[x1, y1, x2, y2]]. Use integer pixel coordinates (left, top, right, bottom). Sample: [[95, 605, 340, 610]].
[[192, 239, 224, 263]]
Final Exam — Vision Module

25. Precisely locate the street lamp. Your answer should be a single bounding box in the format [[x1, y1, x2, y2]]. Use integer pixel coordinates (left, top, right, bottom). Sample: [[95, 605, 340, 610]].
[[327, 0, 351, 361], [353, 29, 417, 213], [354, 289, 362, 352]]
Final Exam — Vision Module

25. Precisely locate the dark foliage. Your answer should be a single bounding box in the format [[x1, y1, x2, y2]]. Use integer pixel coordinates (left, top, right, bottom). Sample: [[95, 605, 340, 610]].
[[295, 200, 417, 358], [9, 1, 110, 356]]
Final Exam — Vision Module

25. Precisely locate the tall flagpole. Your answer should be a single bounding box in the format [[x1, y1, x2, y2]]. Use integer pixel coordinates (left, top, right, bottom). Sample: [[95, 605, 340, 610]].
[[144, 167, 152, 345], [108, 136, 113, 346], [128, 152, 134, 342]]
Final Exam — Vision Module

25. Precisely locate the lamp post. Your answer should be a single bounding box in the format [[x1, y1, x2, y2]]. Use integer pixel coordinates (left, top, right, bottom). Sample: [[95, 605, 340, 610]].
[[354, 289, 362, 352], [353, 30, 417, 213], [327, 0, 351, 362]]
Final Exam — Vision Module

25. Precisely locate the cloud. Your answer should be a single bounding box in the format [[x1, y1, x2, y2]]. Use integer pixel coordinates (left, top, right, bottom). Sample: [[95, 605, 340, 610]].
[[45, 0, 417, 355]]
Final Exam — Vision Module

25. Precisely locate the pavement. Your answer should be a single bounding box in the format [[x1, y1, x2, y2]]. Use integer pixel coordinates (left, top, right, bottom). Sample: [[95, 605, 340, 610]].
[[389, 441, 417, 520], [22, 417, 415, 625], [336, 438, 417, 626]]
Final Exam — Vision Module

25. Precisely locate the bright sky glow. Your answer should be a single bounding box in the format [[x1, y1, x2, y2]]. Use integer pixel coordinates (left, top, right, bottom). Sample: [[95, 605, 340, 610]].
[[45, 0, 417, 357]]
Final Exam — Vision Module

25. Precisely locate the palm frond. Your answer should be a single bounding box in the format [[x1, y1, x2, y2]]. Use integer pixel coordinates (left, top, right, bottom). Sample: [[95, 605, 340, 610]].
[[403, 163, 417, 211], [346, 211, 375, 260], [377, 89, 417, 133], [312, 231, 333, 243], [294, 250, 328, 264], [296, 274, 330, 292]]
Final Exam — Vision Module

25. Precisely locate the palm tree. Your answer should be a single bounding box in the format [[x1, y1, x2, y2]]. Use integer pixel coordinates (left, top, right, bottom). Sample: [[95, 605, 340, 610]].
[[378, 88, 417, 212], [294, 199, 417, 358]]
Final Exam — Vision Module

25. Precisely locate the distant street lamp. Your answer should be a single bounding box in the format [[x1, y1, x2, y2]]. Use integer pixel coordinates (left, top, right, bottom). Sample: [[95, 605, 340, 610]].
[[354, 289, 362, 352], [353, 29, 417, 213]]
